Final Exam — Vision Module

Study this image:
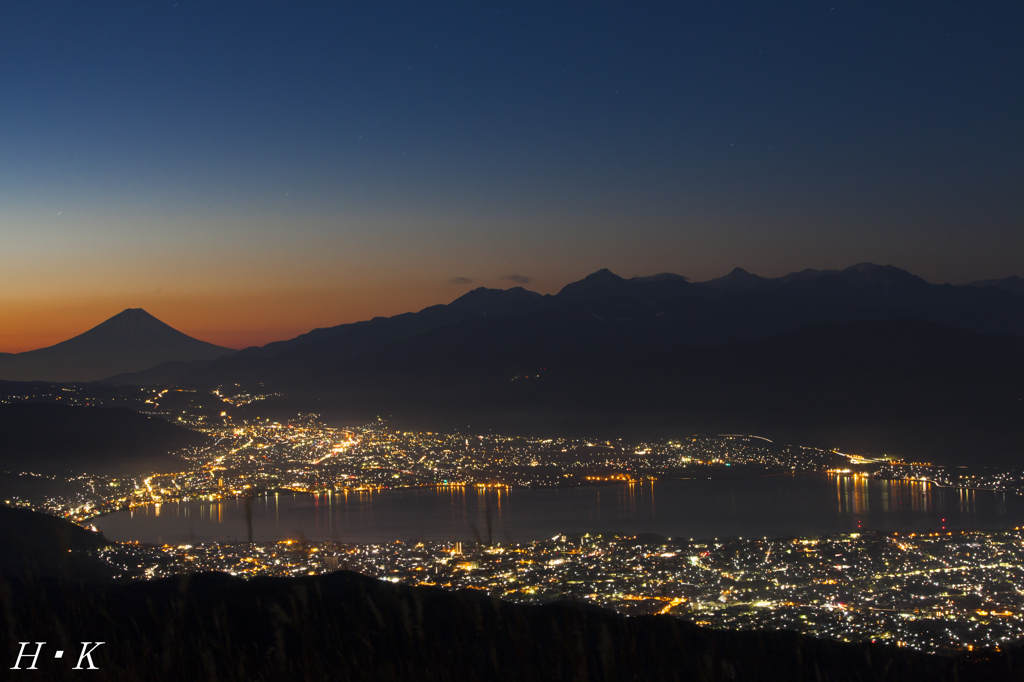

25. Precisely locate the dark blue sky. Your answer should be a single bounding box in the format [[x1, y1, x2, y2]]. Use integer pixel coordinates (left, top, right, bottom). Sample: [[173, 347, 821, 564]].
[[2, 2, 1022, 349]]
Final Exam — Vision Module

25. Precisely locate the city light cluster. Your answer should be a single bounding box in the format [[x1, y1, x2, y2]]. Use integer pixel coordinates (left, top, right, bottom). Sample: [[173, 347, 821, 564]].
[[94, 528, 1024, 654]]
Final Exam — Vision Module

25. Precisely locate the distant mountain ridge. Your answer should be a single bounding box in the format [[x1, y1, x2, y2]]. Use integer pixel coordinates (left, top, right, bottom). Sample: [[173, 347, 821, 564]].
[[967, 275, 1024, 297], [52, 263, 1024, 465], [103, 263, 1024, 392], [0, 308, 234, 382]]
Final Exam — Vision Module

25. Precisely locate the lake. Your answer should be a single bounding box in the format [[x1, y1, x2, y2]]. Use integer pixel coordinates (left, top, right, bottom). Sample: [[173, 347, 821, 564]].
[[93, 474, 1024, 545]]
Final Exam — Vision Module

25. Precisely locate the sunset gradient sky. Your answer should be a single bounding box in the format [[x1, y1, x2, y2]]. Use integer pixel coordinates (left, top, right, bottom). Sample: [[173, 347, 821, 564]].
[[2, 2, 1022, 351]]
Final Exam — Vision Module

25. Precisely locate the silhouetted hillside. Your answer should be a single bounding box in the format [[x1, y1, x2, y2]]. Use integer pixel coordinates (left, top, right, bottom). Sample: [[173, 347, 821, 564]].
[[102, 359, 215, 386], [0, 403, 206, 475], [166, 286, 554, 387], [0, 309, 234, 382], [118, 262, 1024, 389], [235, 319, 1024, 467], [0, 504, 112, 579], [3, 569, 1020, 681]]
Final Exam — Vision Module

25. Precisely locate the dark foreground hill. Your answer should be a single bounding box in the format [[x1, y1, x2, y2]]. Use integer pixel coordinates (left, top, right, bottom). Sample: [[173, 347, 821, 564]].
[[0, 504, 112, 580], [0, 308, 234, 383], [4, 570, 1023, 682], [0, 403, 206, 475]]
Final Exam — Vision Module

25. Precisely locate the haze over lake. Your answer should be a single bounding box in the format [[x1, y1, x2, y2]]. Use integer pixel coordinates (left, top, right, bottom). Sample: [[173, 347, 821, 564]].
[[94, 474, 1024, 545]]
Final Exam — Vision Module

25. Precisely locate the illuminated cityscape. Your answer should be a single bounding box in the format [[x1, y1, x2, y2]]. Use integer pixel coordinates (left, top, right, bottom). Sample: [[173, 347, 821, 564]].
[[6, 385, 1024, 527], [5, 383, 1024, 656], [2, 384, 854, 521], [97, 528, 1024, 654]]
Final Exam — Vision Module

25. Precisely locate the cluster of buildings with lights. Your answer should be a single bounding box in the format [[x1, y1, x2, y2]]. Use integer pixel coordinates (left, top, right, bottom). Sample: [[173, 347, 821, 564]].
[[94, 528, 1024, 654], [9, 383, 1024, 654]]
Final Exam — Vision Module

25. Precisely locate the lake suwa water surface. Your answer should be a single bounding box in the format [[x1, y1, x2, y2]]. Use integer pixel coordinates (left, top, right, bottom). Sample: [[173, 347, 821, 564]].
[[93, 473, 1024, 545]]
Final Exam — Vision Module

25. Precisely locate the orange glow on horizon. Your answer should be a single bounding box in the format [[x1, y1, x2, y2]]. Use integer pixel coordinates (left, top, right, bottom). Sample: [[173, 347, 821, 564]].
[[0, 285, 459, 353]]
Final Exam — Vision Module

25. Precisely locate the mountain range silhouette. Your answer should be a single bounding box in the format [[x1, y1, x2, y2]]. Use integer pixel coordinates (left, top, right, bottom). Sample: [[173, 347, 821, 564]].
[[136, 261, 1024, 388], [93, 263, 1024, 465], [3, 264, 1023, 464]]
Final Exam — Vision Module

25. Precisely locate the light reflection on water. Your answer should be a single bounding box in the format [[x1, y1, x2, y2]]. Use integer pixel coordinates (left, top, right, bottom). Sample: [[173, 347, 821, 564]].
[[834, 475, 993, 518], [95, 474, 1024, 545]]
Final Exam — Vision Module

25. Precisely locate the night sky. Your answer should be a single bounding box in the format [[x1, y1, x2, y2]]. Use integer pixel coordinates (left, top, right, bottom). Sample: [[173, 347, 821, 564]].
[[2, 2, 1022, 351]]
